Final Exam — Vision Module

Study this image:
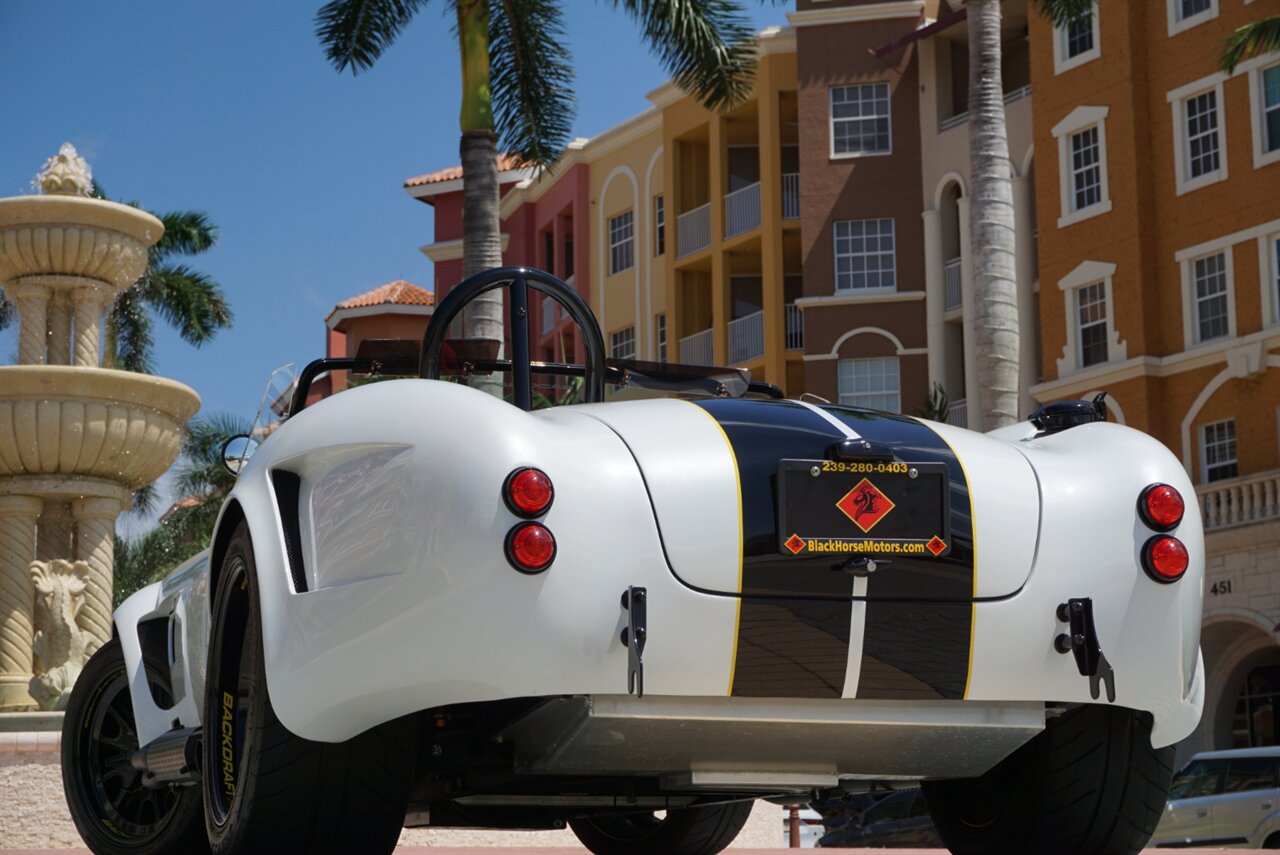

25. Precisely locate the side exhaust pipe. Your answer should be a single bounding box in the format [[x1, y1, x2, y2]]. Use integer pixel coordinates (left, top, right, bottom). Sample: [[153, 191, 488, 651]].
[[131, 726, 201, 788]]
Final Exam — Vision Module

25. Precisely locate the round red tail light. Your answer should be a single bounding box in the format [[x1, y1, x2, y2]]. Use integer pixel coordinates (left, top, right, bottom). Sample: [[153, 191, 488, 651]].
[[506, 522, 556, 573], [504, 467, 554, 517], [1142, 535, 1189, 583], [1139, 483, 1184, 531]]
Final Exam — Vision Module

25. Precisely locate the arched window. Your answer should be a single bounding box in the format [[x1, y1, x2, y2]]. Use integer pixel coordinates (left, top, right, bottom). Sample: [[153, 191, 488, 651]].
[[1233, 664, 1280, 747]]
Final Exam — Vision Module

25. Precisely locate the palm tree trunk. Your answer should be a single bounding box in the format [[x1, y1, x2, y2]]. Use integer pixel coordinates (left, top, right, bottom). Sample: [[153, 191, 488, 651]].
[[458, 0, 504, 396], [967, 0, 1020, 430]]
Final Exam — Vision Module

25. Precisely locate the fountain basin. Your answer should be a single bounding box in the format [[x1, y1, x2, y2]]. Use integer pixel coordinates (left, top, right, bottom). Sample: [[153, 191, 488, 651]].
[[0, 366, 200, 488], [0, 196, 163, 290]]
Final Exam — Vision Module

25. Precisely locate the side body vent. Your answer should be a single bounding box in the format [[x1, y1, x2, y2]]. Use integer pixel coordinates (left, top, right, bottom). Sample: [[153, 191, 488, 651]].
[[271, 470, 308, 593]]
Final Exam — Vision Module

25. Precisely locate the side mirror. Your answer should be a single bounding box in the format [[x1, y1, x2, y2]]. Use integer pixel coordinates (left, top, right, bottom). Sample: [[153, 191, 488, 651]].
[[220, 435, 259, 476]]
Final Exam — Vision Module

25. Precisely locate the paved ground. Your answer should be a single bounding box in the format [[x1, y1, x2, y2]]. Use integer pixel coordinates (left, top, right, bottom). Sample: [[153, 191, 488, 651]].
[[0, 849, 1244, 854]]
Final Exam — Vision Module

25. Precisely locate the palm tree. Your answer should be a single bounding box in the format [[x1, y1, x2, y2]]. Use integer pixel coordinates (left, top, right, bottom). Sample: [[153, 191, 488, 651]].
[[966, 0, 1021, 430], [92, 184, 233, 373], [1221, 14, 1280, 73], [114, 412, 250, 605], [315, 0, 759, 394]]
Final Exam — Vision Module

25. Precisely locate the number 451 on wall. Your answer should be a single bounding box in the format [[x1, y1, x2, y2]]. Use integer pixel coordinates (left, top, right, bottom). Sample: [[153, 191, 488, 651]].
[[1210, 580, 1233, 596]]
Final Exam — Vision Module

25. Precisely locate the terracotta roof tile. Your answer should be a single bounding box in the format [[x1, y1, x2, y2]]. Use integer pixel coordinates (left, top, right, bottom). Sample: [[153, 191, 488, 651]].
[[404, 154, 526, 187], [335, 281, 434, 310]]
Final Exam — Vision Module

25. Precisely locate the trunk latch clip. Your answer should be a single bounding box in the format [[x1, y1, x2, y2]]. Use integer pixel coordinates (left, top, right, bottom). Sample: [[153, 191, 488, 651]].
[[620, 587, 648, 697], [1054, 598, 1116, 702]]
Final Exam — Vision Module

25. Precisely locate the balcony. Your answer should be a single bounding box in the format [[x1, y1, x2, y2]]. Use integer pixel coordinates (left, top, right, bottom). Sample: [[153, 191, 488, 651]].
[[947, 399, 967, 428], [677, 203, 711, 258], [940, 85, 1033, 133], [786, 303, 804, 350], [944, 257, 963, 311], [728, 310, 764, 364], [1198, 470, 1280, 532], [724, 182, 761, 239], [782, 173, 800, 220], [679, 327, 713, 366]]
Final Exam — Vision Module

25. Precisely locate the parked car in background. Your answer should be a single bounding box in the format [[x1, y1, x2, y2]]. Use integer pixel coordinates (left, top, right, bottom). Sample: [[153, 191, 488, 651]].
[[1150, 747, 1280, 848], [817, 789, 941, 848], [781, 806, 825, 848]]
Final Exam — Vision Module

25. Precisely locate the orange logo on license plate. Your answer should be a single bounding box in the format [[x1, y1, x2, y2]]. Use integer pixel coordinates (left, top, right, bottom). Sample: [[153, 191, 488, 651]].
[[836, 479, 895, 533], [784, 534, 806, 555], [926, 535, 946, 556]]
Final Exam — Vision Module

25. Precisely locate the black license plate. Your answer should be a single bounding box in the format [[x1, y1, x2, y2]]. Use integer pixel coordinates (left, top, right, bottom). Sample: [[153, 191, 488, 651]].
[[776, 460, 951, 558]]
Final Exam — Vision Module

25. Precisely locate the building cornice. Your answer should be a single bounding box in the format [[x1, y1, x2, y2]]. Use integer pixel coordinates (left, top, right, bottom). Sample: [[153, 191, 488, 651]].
[[326, 303, 434, 330], [1030, 328, 1280, 400], [419, 233, 510, 263], [787, 1, 924, 28], [404, 169, 536, 201]]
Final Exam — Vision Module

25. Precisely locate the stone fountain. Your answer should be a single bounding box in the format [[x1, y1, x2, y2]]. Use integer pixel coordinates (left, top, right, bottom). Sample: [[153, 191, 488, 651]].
[[0, 144, 200, 710]]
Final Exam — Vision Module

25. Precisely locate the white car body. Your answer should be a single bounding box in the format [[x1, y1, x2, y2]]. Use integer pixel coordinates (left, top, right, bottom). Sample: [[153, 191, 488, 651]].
[[114, 374, 1204, 791]]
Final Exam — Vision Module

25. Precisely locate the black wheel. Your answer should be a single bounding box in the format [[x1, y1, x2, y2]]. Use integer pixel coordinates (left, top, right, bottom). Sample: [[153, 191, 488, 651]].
[[61, 639, 208, 855], [202, 522, 416, 855], [1264, 831, 1280, 849], [922, 705, 1175, 855], [569, 802, 753, 855]]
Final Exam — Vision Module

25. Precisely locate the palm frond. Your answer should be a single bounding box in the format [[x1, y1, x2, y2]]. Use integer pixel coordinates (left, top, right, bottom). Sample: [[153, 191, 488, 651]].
[[608, 0, 758, 111], [137, 265, 233, 347], [490, 0, 575, 168], [151, 210, 218, 264], [130, 483, 160, 515], [174, 412, 252, 499], [0, 290, 14, 332], [1034, 0, 1096, 28], [107, 287, 155, 373], [316, 0, 430, 73], [1221, 15, 1280, 74]]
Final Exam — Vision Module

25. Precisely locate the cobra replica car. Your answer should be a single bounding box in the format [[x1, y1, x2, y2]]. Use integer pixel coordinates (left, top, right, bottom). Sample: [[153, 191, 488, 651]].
[[63, 269, 1204, 855]]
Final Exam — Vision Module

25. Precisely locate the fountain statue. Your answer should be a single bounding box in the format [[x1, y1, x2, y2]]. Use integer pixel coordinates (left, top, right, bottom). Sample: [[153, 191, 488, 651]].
[[0, 144, 200, 710]]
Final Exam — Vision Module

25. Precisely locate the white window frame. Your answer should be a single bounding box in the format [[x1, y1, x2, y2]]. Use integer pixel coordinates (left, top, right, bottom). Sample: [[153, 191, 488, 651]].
[[1200, 418, 1238, 484], [608, 210, 634, 276], [1166, 0, 1218, 38], [655, 313, 667, 362], [1052, 105, 1113, 227], [653, 195, 666, 256], [1247, 60, 1280, 169], [832, 218, 897, 293], [1055, 260, 1125, 376], [1076, 282, 1110, 369], [1052, 7, 1101, 75], [829, 82, 892, 159], [610, 326, 635, 361], [1259, 231, 1280, 328], [837, 356, 901, 413], [1177, 246, 1237, 348], [1168, 77, 1229, 196]]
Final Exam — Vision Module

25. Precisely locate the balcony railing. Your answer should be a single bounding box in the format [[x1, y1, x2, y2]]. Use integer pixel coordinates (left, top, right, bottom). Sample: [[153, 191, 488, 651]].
[[677, 203, 712, 258], [724, 182, 761, 239], [947, 399, 967, 428], [786, 303, 804, 350], [1198, 470, 1280, 532], [728, 310, 764, 364], [679, 327, 713, 366], [944, 257, 963, 311], [939, 85, 1033, 132], [782, 173, 800, 220]]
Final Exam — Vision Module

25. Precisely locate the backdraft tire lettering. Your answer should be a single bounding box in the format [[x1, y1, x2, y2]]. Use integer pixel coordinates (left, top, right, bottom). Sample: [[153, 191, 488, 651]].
[[61, 639, 209, 855], [201, 522, 416, 855], [921, 704, 1174, 855], [568, 802, 753, 855]]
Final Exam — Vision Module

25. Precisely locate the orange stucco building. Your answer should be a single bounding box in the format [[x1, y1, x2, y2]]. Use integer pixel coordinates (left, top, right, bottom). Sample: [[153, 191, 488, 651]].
[[1028, 0, 1279, 754]]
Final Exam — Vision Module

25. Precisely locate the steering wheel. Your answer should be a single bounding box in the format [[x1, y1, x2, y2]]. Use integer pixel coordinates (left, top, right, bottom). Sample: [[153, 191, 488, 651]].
[[419, 266, 607, 409]]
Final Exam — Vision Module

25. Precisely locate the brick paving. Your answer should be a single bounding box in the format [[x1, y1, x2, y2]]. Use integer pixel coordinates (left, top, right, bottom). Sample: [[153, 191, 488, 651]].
[[0, 849, 1240, 854]]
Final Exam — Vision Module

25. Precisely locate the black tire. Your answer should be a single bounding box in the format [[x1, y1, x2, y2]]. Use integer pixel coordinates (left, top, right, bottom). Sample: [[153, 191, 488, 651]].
[[1264, 831, 1280, 849], [202, 522, 416, 855], [569, 802, 753, 855], [922, 705, 1175, 855], [61, 639, 209, 855]]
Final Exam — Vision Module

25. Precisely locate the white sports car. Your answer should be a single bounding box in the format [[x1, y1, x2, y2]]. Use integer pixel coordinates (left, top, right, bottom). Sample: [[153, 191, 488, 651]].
[[61, 268, 1205, 855]]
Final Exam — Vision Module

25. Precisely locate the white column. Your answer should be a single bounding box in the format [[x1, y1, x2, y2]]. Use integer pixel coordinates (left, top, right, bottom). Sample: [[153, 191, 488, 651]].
[[922, 209, 945, 391], [0, 495, 41, 710], [46, 291, 72, 366], [1012, 176, 1037, 419], [957, 197, 981, 430], [73, 284, 109, 368], [73, 497, 122, 651], [11, 284, 49, 366]]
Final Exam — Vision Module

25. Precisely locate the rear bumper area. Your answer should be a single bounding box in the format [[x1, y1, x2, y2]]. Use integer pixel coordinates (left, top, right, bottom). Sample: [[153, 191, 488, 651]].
[[502, 695, 1045, 784]]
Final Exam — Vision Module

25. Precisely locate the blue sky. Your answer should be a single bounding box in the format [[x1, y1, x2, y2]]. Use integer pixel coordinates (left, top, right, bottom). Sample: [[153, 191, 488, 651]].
[[1, 0, 787, 424]]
